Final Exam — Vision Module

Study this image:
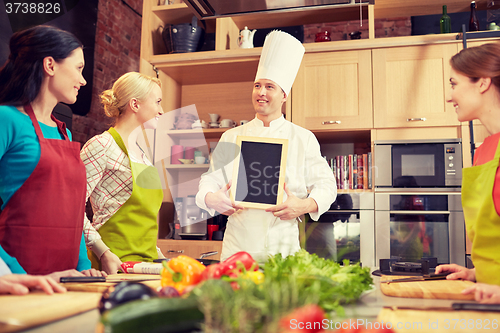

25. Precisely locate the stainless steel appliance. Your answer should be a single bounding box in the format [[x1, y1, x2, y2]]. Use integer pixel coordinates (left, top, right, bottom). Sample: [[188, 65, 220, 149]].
[[184, 0, 373, 20], [373, 139, 462, 189], [173, 196, 208, 240], [375, 192, 466, 267], [304, 192, 375, 268]]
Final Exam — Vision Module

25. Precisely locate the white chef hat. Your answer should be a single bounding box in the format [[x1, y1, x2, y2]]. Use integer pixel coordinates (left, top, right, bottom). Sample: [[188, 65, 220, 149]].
[[254, 30, 305, 96]]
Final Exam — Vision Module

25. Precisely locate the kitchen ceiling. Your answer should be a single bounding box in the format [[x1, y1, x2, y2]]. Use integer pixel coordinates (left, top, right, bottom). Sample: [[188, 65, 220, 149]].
[[184, 0, 372, 20]]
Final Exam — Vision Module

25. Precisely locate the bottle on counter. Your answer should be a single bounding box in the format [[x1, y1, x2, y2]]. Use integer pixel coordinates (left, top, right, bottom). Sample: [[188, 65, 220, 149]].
[[440, 5, 452, 33], [469, 1, 480, 31]]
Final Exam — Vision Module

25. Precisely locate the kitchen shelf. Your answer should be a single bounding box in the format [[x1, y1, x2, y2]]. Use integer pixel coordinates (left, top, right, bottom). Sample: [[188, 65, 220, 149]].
[[227, 3, 371, 30], [337, 189, 373, 193], [165, 128, 233, 139], [314, 129, 371, 144], [152, 3, 192, 24], [151, 51, 260, 85]]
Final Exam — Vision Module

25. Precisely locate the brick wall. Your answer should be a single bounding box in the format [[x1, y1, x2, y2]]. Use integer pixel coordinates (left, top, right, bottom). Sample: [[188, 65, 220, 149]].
[[72, 0, 143, 144], [303, 17, 411, 42]]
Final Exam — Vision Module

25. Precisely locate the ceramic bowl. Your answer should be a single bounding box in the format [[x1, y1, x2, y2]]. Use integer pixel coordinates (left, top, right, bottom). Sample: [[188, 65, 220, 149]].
[[178, 159, 194, 164]]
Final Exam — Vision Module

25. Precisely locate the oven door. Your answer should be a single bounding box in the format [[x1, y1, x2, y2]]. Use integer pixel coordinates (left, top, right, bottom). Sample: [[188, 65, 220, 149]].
[[304, 209, 375, 267], [392, 143, 445, 187], [375, 193, 465, 266]]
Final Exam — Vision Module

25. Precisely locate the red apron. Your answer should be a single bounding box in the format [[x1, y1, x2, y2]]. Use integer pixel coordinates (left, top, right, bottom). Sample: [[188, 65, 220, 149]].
[[0, 105, 86, 275]]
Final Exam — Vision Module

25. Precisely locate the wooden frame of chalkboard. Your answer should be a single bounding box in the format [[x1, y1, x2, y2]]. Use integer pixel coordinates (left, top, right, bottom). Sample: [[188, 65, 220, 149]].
[[230, 136, 288, 209]]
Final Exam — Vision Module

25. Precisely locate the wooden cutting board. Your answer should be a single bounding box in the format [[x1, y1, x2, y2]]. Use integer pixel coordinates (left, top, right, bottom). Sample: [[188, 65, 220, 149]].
[[0, 291, 101, 333], [380, 276, 476, 300], [62, 273, 161, 293], [378, 307, 500, 333]]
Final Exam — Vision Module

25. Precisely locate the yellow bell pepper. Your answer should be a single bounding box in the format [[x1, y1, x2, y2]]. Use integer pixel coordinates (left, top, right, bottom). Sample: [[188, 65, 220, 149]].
[[244, 270, 264, 285], [161, 255, 206, 294]]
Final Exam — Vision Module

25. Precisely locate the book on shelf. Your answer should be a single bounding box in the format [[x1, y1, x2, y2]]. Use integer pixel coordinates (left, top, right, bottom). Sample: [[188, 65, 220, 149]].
[[368, 152, 372, 189], [330, 153, 371, 190]]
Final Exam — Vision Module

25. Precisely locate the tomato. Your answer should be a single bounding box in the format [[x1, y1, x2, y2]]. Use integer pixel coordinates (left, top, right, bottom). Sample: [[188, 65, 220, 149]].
[[280, 304, 326, 333]]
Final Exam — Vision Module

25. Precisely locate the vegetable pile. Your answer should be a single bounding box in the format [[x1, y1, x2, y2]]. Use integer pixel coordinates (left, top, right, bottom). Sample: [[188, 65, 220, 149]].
[[99, 250, 374, 333]]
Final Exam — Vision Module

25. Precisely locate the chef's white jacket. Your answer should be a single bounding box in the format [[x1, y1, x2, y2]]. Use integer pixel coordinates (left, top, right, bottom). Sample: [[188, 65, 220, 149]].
[[196, 115, 337, 262]]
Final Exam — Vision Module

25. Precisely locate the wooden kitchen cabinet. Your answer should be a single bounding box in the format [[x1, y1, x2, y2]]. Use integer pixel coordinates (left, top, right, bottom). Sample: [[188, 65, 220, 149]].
[[292, 50, 373, 131], [372, 43, 460, 128]]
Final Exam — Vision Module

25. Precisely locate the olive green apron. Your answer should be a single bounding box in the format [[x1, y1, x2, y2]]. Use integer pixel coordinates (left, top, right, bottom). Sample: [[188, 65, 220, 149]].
[[89, 128, 163, 269], [461, 139, 500, 285]]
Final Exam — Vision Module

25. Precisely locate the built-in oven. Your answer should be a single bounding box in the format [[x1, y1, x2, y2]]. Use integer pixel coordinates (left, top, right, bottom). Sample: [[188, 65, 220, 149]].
[[373, 139, 462, 189], [303, 192, 375, 268], [375, 192, 465, 267]]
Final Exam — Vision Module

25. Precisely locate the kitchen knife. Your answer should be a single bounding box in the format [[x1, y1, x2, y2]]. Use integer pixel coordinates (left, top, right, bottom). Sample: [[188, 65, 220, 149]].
[[452, 303, 500, 312], [60, 276, 160, 283], [382, 272, 450, 284]]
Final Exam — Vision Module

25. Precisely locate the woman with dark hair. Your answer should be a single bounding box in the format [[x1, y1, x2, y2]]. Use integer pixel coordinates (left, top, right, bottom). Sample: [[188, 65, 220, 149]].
[[0, 25, 105, 280], [436, 42, 500, 303]]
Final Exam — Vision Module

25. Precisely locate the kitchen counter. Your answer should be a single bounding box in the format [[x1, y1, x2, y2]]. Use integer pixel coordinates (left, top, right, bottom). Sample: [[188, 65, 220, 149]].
[[14, 276, 489, 333]]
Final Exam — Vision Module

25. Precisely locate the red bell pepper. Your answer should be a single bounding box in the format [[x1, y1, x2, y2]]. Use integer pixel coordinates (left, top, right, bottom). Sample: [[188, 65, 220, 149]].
[[201, 251, 258, 281]]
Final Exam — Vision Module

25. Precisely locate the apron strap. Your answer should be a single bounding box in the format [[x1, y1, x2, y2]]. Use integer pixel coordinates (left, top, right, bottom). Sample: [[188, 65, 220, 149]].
[[493, 139, 500, 160], [24, 104, 69, 141], [24, 104, 44, 140], [108, 127, 129, 156]]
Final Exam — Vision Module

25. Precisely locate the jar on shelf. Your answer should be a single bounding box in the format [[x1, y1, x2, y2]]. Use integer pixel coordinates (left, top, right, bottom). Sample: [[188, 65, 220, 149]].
[[315, 31, 331, 42]]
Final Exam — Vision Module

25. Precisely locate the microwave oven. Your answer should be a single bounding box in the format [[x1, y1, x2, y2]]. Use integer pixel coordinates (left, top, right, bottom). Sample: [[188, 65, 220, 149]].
[[373, 139, 462, 189]]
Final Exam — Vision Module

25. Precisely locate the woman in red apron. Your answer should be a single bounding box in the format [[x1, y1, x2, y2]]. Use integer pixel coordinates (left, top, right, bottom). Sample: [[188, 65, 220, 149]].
[[81, 72, 164, 274], [436, 42, 500, 303], [0, 25, 105, 282]]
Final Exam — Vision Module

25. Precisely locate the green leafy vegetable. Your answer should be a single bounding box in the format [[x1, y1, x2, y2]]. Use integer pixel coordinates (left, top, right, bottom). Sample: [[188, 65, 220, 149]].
[[264, 249, 373, 312]]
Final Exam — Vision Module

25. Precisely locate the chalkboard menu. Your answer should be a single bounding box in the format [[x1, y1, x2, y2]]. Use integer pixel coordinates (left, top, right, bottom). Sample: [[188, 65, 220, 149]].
[[230, 136, 288, 209]]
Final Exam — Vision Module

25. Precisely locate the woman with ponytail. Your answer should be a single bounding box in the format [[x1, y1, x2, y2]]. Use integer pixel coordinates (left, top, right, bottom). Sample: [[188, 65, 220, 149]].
[[81, 72, 165, 274], [0, 25, 105, 280]]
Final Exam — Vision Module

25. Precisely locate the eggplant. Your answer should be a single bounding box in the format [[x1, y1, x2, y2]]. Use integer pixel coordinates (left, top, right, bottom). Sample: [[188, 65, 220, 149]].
[[99, 281, 158, 314]]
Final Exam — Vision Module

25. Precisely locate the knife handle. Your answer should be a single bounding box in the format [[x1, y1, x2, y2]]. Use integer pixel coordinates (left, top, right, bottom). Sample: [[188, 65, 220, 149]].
[[60, 276, 106, 283], [452, 303, 500, 312]]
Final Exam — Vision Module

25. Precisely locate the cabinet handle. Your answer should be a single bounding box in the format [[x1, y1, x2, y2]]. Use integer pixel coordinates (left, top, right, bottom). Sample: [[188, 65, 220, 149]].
[[322, 120, 341, 125], [167, 250, 184, 253], [406, 117, 427, 122]]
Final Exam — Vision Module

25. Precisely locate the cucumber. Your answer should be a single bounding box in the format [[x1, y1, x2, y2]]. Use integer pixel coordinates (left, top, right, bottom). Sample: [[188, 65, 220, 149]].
[[99, 296, 204, 333]]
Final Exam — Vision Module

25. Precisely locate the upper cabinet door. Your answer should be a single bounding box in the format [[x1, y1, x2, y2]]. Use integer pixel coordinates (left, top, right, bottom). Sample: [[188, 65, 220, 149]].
[[291, 50, 373, 130], [373, 43, 459, 128]]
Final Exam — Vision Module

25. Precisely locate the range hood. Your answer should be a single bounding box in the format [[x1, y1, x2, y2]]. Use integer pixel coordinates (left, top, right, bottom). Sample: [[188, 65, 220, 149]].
[[184, 0, 373, 20]]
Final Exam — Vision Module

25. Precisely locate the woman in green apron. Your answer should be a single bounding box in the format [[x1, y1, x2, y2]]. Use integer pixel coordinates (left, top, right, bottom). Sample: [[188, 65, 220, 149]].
[[436, 42, 500, 303], [81, 72, 165, 274]]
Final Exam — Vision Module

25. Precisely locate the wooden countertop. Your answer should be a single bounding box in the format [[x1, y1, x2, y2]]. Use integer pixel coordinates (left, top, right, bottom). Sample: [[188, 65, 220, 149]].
[[12, 274, 499, 333]]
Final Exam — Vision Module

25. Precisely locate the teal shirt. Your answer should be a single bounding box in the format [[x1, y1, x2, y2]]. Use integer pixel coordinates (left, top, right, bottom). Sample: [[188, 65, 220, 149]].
[[0, 105, 90, 273]]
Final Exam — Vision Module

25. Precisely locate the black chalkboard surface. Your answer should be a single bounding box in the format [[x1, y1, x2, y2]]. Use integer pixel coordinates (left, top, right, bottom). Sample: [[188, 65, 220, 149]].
[[230, 136, 288, 209]]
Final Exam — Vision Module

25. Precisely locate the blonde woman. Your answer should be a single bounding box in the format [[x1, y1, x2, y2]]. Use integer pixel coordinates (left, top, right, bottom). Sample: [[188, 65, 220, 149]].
[[81, 72, 165, 274]]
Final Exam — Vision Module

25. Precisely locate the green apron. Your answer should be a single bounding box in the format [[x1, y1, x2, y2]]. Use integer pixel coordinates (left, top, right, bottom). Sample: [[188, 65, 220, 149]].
[[89, 128, 163, 269], [461, 139, 500, 285]]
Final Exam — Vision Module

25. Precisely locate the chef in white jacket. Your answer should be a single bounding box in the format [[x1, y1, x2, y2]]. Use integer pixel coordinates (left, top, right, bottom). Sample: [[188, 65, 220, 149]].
[[196, 30, 337, 262]]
